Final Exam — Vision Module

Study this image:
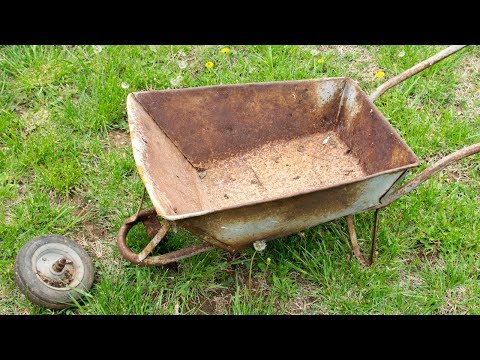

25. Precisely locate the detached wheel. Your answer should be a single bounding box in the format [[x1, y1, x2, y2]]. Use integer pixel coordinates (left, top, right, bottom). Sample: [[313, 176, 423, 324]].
[[14, 235, 94, 309]]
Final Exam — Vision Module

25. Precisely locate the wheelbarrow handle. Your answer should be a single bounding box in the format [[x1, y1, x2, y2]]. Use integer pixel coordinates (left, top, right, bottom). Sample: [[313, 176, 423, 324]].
[[375, 142, 480, 209], [370, 45, 466, 102]]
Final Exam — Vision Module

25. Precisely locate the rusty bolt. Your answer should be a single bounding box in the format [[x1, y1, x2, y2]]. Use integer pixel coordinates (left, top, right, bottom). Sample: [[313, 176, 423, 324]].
[[52, 258, 67, 273]]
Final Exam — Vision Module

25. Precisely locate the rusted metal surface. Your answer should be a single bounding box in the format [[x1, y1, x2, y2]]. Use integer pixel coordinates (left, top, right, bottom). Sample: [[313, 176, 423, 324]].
[[127, 95, 204, 216], [117, 207, 161, 264], [345, 209, 380, 267], [375, 142, 480, 209], [134, 79, 344, 168], [127, 78, 419, 222], [198, 131, 368, 210], [346, 215, 368, 266], [117, 207, 213, 266], [137, 222, 170, 262], [140, 243, 213, 266], [51, 258, 67, 273], [370, 45, 466, 102], [126, 77, 422, 254], [369, 209, 380, 264], [337, 80, 419, 175]]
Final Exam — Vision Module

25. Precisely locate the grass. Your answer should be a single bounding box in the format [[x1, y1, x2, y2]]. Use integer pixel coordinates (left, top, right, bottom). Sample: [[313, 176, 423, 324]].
[[0, 45, 479, 315]]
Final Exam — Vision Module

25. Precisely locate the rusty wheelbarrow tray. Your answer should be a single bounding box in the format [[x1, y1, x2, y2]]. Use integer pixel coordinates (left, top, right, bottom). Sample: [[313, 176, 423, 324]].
[[118, 45, 480, 267]]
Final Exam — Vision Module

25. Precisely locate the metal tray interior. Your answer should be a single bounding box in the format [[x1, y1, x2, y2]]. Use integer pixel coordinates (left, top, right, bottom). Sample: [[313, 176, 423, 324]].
[[127, 78, 419, 219]]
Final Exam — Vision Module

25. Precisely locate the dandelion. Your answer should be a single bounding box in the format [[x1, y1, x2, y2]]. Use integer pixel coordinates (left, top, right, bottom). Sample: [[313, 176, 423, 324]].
[[120, 82, 129, 89], [317, 58, 325, 64], [374, 71, 385, 79], [249, 240, 266, 290], [220, 47, 231, 54], [170, 75, 183, 87], [177, 60, 188, 69], [92, 45, 103, 54], [205, 61, 214, 69], [398, 50, 406, 58], [310, 49, 320, 56], [253, 240, 266, 252]]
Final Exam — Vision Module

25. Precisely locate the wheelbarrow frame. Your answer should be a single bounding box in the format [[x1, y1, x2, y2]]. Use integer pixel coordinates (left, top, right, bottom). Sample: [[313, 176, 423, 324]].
[[118, 45, 479, 267]]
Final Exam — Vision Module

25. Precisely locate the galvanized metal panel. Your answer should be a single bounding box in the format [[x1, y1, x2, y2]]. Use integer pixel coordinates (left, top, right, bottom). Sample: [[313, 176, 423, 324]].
[[179, 171, 403, 251]]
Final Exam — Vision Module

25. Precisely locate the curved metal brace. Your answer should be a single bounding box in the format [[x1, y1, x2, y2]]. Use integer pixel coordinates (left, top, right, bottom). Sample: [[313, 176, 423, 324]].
[[117, 206, 213, 266]]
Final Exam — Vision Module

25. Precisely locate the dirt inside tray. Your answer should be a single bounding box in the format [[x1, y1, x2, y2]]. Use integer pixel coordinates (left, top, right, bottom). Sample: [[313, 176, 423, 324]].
[[198, 132, 366, 209]]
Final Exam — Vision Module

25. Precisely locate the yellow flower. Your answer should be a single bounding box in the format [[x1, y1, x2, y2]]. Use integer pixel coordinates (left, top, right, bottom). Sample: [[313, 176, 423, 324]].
[[374, 71, 385, 78], [317, 58, 325, 64], [220, 47, 231, 54], [205, 61, 214, 69]]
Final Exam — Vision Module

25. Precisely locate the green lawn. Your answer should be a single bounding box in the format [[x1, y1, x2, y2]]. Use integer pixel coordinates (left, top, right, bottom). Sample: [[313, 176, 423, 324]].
[[0, 45, 479, 315]]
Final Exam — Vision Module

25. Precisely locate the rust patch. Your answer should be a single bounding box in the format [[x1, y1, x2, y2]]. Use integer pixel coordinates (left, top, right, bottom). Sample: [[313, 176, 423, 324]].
[[116, 207, 214, 266], [128, 78, 418, 218], [133, 79, 344, 168], [127, 94, 204, 215], [179, 170, 404, 252], [336, 80, 419, 175], [37, 266, 74, 288]]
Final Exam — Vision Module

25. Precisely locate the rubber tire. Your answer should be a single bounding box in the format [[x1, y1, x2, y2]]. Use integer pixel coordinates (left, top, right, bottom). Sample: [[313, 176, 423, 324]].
[[14, 235, 95, 309]]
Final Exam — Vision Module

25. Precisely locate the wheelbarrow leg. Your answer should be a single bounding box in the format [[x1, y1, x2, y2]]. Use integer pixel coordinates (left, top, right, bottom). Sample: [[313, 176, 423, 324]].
[[117, 206, 214, 266], [369, 209, 380, 265], [345, 209, 380, 267]]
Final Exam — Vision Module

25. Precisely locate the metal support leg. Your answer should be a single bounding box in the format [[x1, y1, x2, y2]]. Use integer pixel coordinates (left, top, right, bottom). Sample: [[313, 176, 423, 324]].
[[345, 209, 380, 267]]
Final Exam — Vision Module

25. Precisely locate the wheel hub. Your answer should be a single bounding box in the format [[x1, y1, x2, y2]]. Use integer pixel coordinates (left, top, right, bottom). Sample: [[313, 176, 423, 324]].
[[32, 243, 85, 290]]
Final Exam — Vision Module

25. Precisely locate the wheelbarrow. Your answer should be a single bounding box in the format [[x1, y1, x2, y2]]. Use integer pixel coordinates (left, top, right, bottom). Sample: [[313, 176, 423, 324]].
[[14, 45, 480, 309], [118, 45, 479, 267]]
